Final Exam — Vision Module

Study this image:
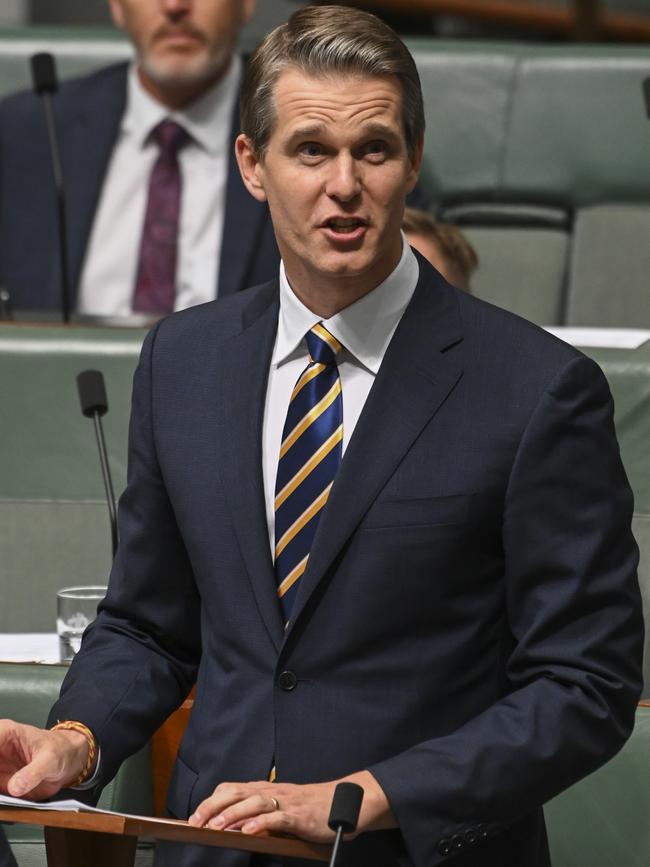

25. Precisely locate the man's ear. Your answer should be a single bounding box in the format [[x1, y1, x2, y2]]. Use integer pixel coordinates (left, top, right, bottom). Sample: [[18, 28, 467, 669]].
[[235, 134, 267, 203], [107, 0, 125, 31], [405, 134, 424, 195]]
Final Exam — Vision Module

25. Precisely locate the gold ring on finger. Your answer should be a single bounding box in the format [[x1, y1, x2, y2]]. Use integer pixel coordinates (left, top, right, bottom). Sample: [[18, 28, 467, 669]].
[[269, 796, 280, 811]]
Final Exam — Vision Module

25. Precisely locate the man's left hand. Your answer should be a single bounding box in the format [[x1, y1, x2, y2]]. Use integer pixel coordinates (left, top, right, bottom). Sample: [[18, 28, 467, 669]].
[[187, 770, 396, 841]]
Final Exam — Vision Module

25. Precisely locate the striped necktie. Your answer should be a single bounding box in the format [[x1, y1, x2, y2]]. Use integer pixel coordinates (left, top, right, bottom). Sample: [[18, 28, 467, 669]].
[[274, 323, 343, 621]]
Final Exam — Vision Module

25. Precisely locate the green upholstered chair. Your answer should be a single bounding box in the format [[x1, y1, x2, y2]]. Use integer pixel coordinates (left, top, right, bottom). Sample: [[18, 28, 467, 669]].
[[443, 203, 570, 323], [405, 40, 650, 327], [566, 206, 650, 328], [409, 42, 517, 205], [0, 29, 131, 98], [0, 662, 153, 867], [545, 704, 650, 867], [582, 342, 650, 699], [502, 46, 650, 208], [0, 323, 145, 633]]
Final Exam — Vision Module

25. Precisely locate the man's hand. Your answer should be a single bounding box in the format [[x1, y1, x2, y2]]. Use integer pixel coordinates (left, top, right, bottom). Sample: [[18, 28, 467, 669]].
[[187, 770, 396, 842], [0, 719, 91, 800]]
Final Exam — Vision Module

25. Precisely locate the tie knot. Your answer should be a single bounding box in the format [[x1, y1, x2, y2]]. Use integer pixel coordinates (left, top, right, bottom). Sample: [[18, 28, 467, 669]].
[[306, 323, 341, 365], [152, 119, 190, 156]]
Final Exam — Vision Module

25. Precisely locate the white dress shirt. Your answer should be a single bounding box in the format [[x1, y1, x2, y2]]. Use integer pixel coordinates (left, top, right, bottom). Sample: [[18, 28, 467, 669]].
[[262, 237, 420, 550], [78, 57, 242, 316]]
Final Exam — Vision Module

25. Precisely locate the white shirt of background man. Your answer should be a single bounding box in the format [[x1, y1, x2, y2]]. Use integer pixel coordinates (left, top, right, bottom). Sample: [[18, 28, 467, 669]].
[[78, 56, 242, 317]]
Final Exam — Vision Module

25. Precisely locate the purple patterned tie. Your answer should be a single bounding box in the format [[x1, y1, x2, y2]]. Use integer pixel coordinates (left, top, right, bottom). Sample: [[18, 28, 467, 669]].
[[133, 119, 190, 314]]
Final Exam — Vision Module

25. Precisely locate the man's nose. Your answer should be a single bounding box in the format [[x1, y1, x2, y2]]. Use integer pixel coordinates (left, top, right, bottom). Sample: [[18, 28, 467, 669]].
[[325, 154, 362, 202], [161, 0, 191, 16]]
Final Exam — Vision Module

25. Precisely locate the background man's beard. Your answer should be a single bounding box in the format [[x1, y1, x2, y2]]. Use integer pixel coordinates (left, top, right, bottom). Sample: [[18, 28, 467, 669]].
[[140, 48, 229, 90]]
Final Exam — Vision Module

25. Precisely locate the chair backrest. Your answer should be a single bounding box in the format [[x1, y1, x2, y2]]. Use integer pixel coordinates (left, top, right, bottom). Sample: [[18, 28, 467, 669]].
[[0, 29, 132, 99], [582, 342, 650, 698], [545, 704, 650, 867], [0, 323, 145, 632], [407, 39, 650, 326]]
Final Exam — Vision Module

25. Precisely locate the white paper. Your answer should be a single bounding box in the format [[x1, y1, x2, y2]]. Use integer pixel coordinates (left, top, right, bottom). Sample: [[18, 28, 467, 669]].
[[544, 327, 650, 349], [0, 633, 61, 664], [0, 793, 98, 812]]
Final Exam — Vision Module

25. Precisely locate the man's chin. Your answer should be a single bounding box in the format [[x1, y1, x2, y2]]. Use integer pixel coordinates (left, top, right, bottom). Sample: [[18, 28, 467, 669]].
[[140, 51, 226, 91]]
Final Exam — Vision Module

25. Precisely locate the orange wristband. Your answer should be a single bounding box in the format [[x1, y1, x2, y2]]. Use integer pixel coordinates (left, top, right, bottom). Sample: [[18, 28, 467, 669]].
[[51, 720, 97, 786]]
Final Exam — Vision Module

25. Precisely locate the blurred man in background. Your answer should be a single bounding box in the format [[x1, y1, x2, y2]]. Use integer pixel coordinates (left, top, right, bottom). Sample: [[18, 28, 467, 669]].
[[402, 206, 477, 291], [0, 0, 280, 318]]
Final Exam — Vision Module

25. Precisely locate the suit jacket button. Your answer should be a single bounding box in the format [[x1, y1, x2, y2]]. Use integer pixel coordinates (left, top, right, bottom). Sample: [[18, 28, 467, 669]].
[[451, 834, 464, 850], [278, 670, 297, 691], [477, 823, 488, 840], [437, 839, 451, 856], [464, 828, 478, 844]]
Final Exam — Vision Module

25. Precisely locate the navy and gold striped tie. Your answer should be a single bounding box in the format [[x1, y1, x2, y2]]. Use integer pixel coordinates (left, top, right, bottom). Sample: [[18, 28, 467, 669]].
[[274, 323, 343, 620]]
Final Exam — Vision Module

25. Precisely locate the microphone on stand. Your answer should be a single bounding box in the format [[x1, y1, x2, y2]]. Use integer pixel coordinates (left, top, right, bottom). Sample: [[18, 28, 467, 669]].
[[327, 782, 364, 867], [30, 52, 72, 324], [0, 288, 12, 320], [76, 370, 118, 559]]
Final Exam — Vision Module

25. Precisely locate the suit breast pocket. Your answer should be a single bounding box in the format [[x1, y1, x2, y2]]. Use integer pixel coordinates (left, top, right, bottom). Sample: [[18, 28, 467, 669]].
[[361, 493, 473, 530]]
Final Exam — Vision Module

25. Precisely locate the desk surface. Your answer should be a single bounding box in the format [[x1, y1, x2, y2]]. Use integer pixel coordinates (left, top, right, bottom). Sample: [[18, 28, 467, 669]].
[[0, 806, 331, 862]]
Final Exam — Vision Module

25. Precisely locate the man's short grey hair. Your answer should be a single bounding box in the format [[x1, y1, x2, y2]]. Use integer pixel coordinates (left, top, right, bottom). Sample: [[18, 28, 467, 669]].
[[240, 5, 425, 159]]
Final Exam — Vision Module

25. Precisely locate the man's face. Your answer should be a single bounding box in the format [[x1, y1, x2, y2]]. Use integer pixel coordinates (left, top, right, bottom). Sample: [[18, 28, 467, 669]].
[[108, 0, 254, 103], [237, 69, 422, 308]]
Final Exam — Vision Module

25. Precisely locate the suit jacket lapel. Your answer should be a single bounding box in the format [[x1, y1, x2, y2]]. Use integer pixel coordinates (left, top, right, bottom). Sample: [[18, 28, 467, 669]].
[[217, 97, 270, 298], [213, 283, 285, 650], [61, 64, 128, 304], [286, 267, 464, 634]]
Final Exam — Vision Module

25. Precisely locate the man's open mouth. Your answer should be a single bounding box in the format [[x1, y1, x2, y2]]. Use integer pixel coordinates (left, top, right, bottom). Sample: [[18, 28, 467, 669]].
[[324, 218, 367, 235]]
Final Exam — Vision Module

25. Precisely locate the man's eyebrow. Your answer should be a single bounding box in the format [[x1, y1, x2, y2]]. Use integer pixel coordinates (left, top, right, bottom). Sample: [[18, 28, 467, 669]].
[[285, 123, 329, 144], [284, 121, 400, 145]]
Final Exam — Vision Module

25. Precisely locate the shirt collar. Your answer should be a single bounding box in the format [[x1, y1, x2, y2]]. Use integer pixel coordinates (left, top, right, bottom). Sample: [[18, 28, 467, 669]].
[[273, 233, 420, 374], [122, 55, 242, 154]]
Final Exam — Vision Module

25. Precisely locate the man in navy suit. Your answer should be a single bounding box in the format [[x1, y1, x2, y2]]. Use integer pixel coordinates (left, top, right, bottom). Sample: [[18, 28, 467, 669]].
[[0, 0, 280, 315], [0, 6, 643, 867]]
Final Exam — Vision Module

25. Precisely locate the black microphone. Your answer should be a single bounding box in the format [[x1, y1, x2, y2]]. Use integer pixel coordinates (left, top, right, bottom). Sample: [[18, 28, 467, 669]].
[[644, 77, 650, 118], [30, 52, 72, 324], [77, 370, 118, 558], [327, 782, 364, 867], [0, 288, 12, 320]]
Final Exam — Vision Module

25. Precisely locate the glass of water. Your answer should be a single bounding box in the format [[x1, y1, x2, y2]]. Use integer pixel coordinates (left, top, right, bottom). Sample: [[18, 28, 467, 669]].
[[56, 586, 107, 663]]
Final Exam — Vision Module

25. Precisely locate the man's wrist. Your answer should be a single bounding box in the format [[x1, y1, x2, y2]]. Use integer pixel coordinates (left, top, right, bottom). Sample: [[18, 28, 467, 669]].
[[342, 769, 397, 832], [50, 721, 97, 786]]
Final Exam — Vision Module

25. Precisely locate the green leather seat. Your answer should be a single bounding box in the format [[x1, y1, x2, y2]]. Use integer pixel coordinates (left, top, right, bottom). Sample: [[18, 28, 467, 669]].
[[581, 342, 650, 699], [0, 323, 145, 632], [566, 206, 650, 328], [0, 29, 131, 98], [503, 46, 650, 207], [405, 40, 650, 327], [0, 662, 153, 867], [545, 704, 650, 867]]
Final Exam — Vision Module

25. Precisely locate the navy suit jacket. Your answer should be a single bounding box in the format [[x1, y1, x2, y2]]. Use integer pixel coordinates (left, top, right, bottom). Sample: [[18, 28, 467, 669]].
[[0, 62, 280, 311], [50, 257, 643, 867]]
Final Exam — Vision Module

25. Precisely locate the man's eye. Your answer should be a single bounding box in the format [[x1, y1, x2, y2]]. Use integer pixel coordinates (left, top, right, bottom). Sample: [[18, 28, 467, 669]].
[[299, 142, 324, 158], [364, 141, 387, 158]]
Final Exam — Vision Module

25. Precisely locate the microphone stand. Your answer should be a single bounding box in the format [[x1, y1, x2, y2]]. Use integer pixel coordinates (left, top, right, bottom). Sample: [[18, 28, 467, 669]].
[[31, 53, 71, 324]]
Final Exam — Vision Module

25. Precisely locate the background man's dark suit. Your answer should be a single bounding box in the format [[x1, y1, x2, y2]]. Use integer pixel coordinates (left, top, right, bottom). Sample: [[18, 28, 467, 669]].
[[48, 255, 643, 867], [0, 62, 280, 311]]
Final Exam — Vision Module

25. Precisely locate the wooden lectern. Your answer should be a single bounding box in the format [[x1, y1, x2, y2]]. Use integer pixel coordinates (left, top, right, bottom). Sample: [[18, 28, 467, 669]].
[[0, 805, 330, 866]]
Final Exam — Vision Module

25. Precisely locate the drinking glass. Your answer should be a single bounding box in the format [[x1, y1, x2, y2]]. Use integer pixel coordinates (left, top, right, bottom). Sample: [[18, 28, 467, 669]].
[[56, 586, 107, 663]]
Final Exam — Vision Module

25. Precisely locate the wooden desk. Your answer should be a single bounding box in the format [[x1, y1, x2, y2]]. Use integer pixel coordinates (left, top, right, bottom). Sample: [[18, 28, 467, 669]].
[[0, 806, 330, 866]]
